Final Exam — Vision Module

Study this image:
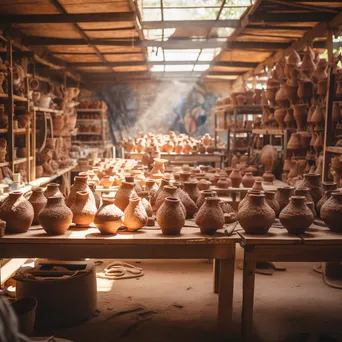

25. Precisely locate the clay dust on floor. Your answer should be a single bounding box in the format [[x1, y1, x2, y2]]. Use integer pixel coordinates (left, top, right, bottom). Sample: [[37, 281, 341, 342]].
[[41, 252, 342, 342]]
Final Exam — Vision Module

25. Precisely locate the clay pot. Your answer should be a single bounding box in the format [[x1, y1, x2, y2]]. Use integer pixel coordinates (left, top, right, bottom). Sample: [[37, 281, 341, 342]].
[[164, 140, 174, 154], [150, 158, 168, 177], [67, 176, 96, 208], [152, 178, 170, 207], [316, 182, 338, 216], [195, 197, 225, 235], [237, 193, 275, 234], [275, 186, 295, 212], [100, 175, 113, 188], [301, 50, 316, 75], [274, 108, 287, 129], [179, 172, 191, 183], [283, 83, 298, 104], [262, 171, 274, 183], [114, 182, 135, 211], [288, 48, 301, 66], [317, 78, 328, 97], [183, 181, 200, 203], [297, 80, 313, 101], [236, 94, 246, 105], [53, 115, 65, 130], [174, 185, 198, 218], [311, 104, 325, 126], [298, 173, 323, 205], [156, 197, 186, 235], [138, 191, 153, 217], [229, 169, 242, 188], [88, 182, 102, 209], [220, 200, 235, 215], [238, 190, 262, 211], [294, 187, 313, 204], [321, 192, 342, 232], [0, 192, 33, 234], [280, 196, 314, 234], [252, 180, 264, 191], [123, 198, 148, 231], [94, 198, 124, 234], [28, 187, 47, 225], [287, 133, 301, 150], [284, 108, 295, 128], [242, 172, 255, 188], [292, 104, 307, 130], [196, 190, 217, 209], [71, 191, 97, 227], [38, 196, 72, 235], [154, 185, 179, 213], [202, 133, 212, 146], [197, 179, 211, 191], [265, 191, 280, 217], [217, 178, 231, 189]]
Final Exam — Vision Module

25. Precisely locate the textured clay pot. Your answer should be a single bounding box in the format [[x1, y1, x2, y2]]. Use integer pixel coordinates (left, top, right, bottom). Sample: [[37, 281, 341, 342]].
[[265, 191, 280, 217], [316, 182, 338, 216], [156, 197, 186, 235], [195, 197, 225, 235], [71, 191, 97, 227], [320, 192, 342, 232], [123, 198, 148, 231], [88, 182, 102, 209], [152, 178, 170, 207], [197, 179, 211, 191], [242, 172, 255, 188], [39, 196, 72, 235], [279, 196, 314, 234], [217, 178, 231, 189], [67, 175, 96, 208], [28, 187, 47, 225], [292, 104, 307, 131], [154, 185, 180, 213], [0, 192, 34, 234], [252, 181, 264, 192], [183, 181, 201, 203], [174, 185, 198, 218], [238, 190, 262, 211], [298, 173, 323, 205], [114, 181, 135, 211], [94, 198, 124, 234], [275, 186, 295, 212], [43, 183, 62, 199], [138, 191, 153, 217], [229, 169, 242, 188], [196, 190, 217, 209], [237, 193, 275, 234]]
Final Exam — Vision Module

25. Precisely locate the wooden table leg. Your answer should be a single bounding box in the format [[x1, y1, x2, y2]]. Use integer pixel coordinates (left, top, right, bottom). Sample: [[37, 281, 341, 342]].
[[213, 259, 221, 294], [217, 253, 235, 334], [241, 249, 256, 341]]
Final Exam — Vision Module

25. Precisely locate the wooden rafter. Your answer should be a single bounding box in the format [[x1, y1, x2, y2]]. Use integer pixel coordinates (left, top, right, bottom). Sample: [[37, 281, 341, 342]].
[[142, 20, 240, 29], [267, 0, 338, 13]]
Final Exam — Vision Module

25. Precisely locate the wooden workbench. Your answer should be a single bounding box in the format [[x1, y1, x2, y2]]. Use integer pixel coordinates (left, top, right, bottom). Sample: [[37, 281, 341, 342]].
[[0, 223, 239, 335], [238, 224, 342, 341]]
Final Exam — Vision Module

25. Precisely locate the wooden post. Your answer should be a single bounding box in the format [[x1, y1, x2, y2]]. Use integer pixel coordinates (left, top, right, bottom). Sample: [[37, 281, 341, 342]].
[[6, 40, 14, 172], [327, 29, 333, 65]]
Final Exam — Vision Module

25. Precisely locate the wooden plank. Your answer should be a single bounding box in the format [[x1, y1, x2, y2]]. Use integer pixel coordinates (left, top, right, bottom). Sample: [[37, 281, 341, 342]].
[[299, 225, 342, 245], [250, 12, 333, 23], [142, 19, 240, 29], [325, 146, 342, 154]]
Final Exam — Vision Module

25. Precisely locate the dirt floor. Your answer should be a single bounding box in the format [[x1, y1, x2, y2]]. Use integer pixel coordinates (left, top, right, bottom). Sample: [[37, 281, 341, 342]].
[[39, 247, 342, 342]]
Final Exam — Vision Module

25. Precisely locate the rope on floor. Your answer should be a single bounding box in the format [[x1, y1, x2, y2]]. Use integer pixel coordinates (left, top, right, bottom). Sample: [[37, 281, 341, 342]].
[[96, 261, 144, 280]]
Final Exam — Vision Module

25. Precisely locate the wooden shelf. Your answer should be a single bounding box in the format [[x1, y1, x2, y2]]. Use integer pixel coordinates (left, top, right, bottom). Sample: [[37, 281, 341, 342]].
[[0, 161, 9, 167], [0, 128, 7, 134], [326, 146, 342, 154], [77, 132, 102, 136], [14, 128, 30, 134], [13, 157, 27, 165], [252, 129, 285, 135], [215, 128, 227, 132], [215, 104, 263, 114], [33, 107, 63, 114], [77, 119, 102, 123], [76, 108, 106, 113]]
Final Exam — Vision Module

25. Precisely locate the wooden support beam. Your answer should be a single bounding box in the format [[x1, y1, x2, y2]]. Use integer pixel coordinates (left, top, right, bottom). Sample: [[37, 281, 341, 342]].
[[23, 37, 142, 46], [208, 71, 244, 76], [0, 51, 33, 59], [0, 13, 135, 24], [142, 19, 240, 29], [246, 24, 314, 31], [250, 12, 334, 23]]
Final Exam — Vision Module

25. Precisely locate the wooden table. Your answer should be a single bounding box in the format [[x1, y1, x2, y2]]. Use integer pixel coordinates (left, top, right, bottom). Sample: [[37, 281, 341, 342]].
[[239, 224, 342, 341], [0, 224, 239, 334]]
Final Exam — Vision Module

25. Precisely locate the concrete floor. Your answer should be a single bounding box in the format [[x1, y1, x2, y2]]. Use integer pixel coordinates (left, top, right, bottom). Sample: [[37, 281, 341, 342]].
[[42, 247, 342, 342]]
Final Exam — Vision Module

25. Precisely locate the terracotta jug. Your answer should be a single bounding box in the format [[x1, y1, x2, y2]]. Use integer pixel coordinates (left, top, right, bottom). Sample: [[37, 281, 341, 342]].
[[195, 197, 225, 235], [44, 183, 63, 199], [229, 169, 242, 188], [284, 108, 295, 128], [301, 49, 316, 75], [196, 190, 217, 209], [71, 191, 97, 227], [298, 173, 323, 205], [237, 193, 275, 234], [123, 198, 148, 231], [0, 192, 34, 234], [38, 196, 72, 235], [238, 190, 262, 211], [88, 182, 102, 209], [197, 179, 211, 191], [311, 104, 325, 127], [183, 181, 200, 203], [320, 192, 342, 232], [174, 185, 198, 218], [274, 108, 287, 129], [262, 171, 275, 183], [114, 181, 135, 211], [242, 172, 255, 188], [275, 186, 295, 212], [265, 191, 280, 217], [138, 191, 153, 217], [156, 197, 186, 235], [67, 175, 96, 208], [287, 133, 301, 150], [150, 158, 167, 177], [100, 175, 113, 188], [316, 182, 337, 217], [280, 196, 314, 234], [154, 185, 182, 214], [292, 104, 307, 131], [94, 198, 124, 234], [28, 187, 47, 224]]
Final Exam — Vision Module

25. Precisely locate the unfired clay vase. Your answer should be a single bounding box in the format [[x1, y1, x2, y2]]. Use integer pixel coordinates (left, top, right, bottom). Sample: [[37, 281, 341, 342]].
[[44, 183, 63, 199], [88, 182, 102, 209], [67, 175, 96, 208], [238, 190, 261, 211], [316, 182, 337, 216], [152, 178, 170, 207], [156, 197, 185, 235], [195, 197, 225, 235], [123, 198, 148, 231], [138, 191, 153, 217], [275, 186, 295, 212], [197, 179, 211, 191], [174, 186, 198, 218], [0, 192, 34, 234], [265, 191, 280, 217], [242, 172, 255, 188], [279, 196, 314, 234], [114, 181, 135, 211], [217, 178, 231, 189], [298, 173, 323, 205], [252, 181, 264, 192], [100, 175, 113, 188], [229, 169, 242, 188], [38, 196, 72, 235], [28, 187, 47, 224], [71, 191, 97, 227], [237, 193, 275, 234], [196, 190, 217, 209], [94, 199, 123, 234], [183, 181, 200, 203], [154, 185, 182, 214], [320, 192, 342, 232], [150, 158, 167, 177]]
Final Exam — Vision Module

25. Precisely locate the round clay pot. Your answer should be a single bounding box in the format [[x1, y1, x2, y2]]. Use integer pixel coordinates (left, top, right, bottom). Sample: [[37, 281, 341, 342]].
[[297, 173, 323, 205], [284, 108, 295, 128], [153, 178, 170, 205], [100, 175, 113, 188], [67, 175, 96, 208], [265, 191, 280, 217], [28, 187, 47, 224], [237, 193, 275, 234], [154, 185, 179, 213], [294, 187, 313, 204], [179, 172, 191, 183], [123, 198, 148, 231], [238, 190, 262, 211], [274, 108, 287, 129], [316, 182, 338, 216], [138, 191, 153, 217], [71, 191, 97, 227], [260, 145, 277, 172], [287, 133, 301, 150], [197, 179, 211, 191], [196, 190, 217, 209], [262, 171, 275, 183], [114, 181, 135, 211], [156, 197, 185, 235], [195, 197, 225, 235], [311, 104, 325, 127], [279, 196, 314, 234], [275, 186, 295, 212], [292, 104, 307, 131], [88, 182, 102, 209], [94, 198, 124, 234], [229, 169, 242, 188], [242, 172, 255, 188], [217, 178, 231, 189], [174, 185, 198, 218], [252, 181, 264, 192], [44, 183, 63, 199], [321, 192, 342, 232], [0, 192, 34, 234], [183, 181, 201, 203], [38, 196, 72, 235]]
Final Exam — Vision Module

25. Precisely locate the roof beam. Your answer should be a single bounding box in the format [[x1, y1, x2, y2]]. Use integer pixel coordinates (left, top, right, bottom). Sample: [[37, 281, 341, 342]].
[[142, 19, 240, 29], [0, 12, 135, 24], [246, 24, 314, 31], [250, 12, 334, 23]]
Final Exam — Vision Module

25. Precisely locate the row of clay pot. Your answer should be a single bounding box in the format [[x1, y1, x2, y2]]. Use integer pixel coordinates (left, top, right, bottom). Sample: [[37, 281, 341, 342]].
[[216, 89, 263, 107]]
